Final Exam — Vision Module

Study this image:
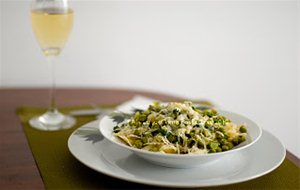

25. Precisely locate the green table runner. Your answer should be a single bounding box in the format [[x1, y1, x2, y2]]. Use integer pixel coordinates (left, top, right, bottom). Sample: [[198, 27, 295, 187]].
[[17, 106, 300, 189]]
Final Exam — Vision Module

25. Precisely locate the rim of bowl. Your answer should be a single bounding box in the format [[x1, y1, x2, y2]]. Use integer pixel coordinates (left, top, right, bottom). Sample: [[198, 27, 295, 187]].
[[99, 109, 262, 158]]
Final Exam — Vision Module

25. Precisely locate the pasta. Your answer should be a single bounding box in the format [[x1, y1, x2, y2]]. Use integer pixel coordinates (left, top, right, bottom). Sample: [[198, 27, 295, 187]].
[[113, 101, 247, 154]]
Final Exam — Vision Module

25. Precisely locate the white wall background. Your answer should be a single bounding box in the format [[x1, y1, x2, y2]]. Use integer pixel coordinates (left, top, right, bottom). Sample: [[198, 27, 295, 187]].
[[0, 0, 299, 158]]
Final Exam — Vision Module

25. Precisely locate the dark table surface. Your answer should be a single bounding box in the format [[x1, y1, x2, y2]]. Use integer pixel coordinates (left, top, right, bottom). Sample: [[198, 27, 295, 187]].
[[0, 88, 298, 189]]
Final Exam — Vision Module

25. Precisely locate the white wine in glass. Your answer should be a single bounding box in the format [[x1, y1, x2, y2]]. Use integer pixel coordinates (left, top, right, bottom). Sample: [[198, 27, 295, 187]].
[[30, 0, 75, 130]]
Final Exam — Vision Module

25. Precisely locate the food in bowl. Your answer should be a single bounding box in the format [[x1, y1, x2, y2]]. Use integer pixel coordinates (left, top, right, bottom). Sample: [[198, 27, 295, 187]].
[[113, 101, 247, 155]]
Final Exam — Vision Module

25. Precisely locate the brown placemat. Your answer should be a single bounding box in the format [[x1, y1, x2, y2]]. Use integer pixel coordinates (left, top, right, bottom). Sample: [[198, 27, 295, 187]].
[[17, 106, 300, 189]]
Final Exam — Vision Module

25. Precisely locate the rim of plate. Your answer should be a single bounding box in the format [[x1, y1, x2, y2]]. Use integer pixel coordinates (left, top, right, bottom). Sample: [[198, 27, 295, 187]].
[[68, 121, 285, 188], [99, 109, 263, 158]]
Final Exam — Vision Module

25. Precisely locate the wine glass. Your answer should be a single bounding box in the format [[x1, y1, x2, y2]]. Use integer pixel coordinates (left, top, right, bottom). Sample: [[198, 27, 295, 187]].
[[29, 0, 75, 130]]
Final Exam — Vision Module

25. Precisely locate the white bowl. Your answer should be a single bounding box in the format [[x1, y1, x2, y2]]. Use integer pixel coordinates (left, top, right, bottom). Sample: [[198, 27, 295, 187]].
[[99, 109, 262, 168]]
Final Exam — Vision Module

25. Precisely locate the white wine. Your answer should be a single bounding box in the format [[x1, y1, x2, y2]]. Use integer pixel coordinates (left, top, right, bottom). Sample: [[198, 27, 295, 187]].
[[31, 9, 73, 56], [29, 0, 76, 131]]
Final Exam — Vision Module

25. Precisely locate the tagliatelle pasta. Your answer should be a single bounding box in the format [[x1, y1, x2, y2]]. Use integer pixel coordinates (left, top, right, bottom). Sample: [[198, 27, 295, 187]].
[[113, 101, 247, 154]]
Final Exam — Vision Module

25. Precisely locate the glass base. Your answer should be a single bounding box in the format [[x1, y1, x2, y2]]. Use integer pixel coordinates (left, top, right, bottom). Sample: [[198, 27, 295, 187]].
[[29, 110, 76, 131]]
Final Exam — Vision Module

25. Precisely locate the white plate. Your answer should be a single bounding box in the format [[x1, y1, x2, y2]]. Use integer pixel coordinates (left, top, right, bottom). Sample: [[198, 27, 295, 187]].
[[68, 120, 285, 188]]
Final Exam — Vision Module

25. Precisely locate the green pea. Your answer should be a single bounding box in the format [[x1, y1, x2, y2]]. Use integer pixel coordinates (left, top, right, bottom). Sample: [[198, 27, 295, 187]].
[[134, 111, 140, 121], [189, 132, 195, 137], [152, 123, 160, 129], [226, 142, 234, 149], [141, 136, 148, 143], [203, 109, 217, 117], [134, 140, 143, 149], [232, 137, 240, 145], [210, 142, 219, 150], [153, 102, 160, 107], [222, 145, 229, 151], [129, 120, 135, 126], [216, 147, 222, 152], [239, 135, 246, 143], [139, 114, 147, 122], [239, 125, 247, 133], [174, 120, 180, 125], [134, 128, 143, 136], [213, 116, 226, 126], [136, 121, 142, 127], [225, 118, 231, 123], [144, 110, 150, 115], [220, 139, 228, 145], [209, 149, 216, 153], [205, 119, 214, 128], [204, 130, 210, 137], [148, 105, 156, 111], [166, 133, 177, 143]]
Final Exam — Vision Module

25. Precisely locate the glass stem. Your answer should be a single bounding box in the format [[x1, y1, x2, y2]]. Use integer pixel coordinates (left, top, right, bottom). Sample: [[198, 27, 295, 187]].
[[47, 56, 57, 113]]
